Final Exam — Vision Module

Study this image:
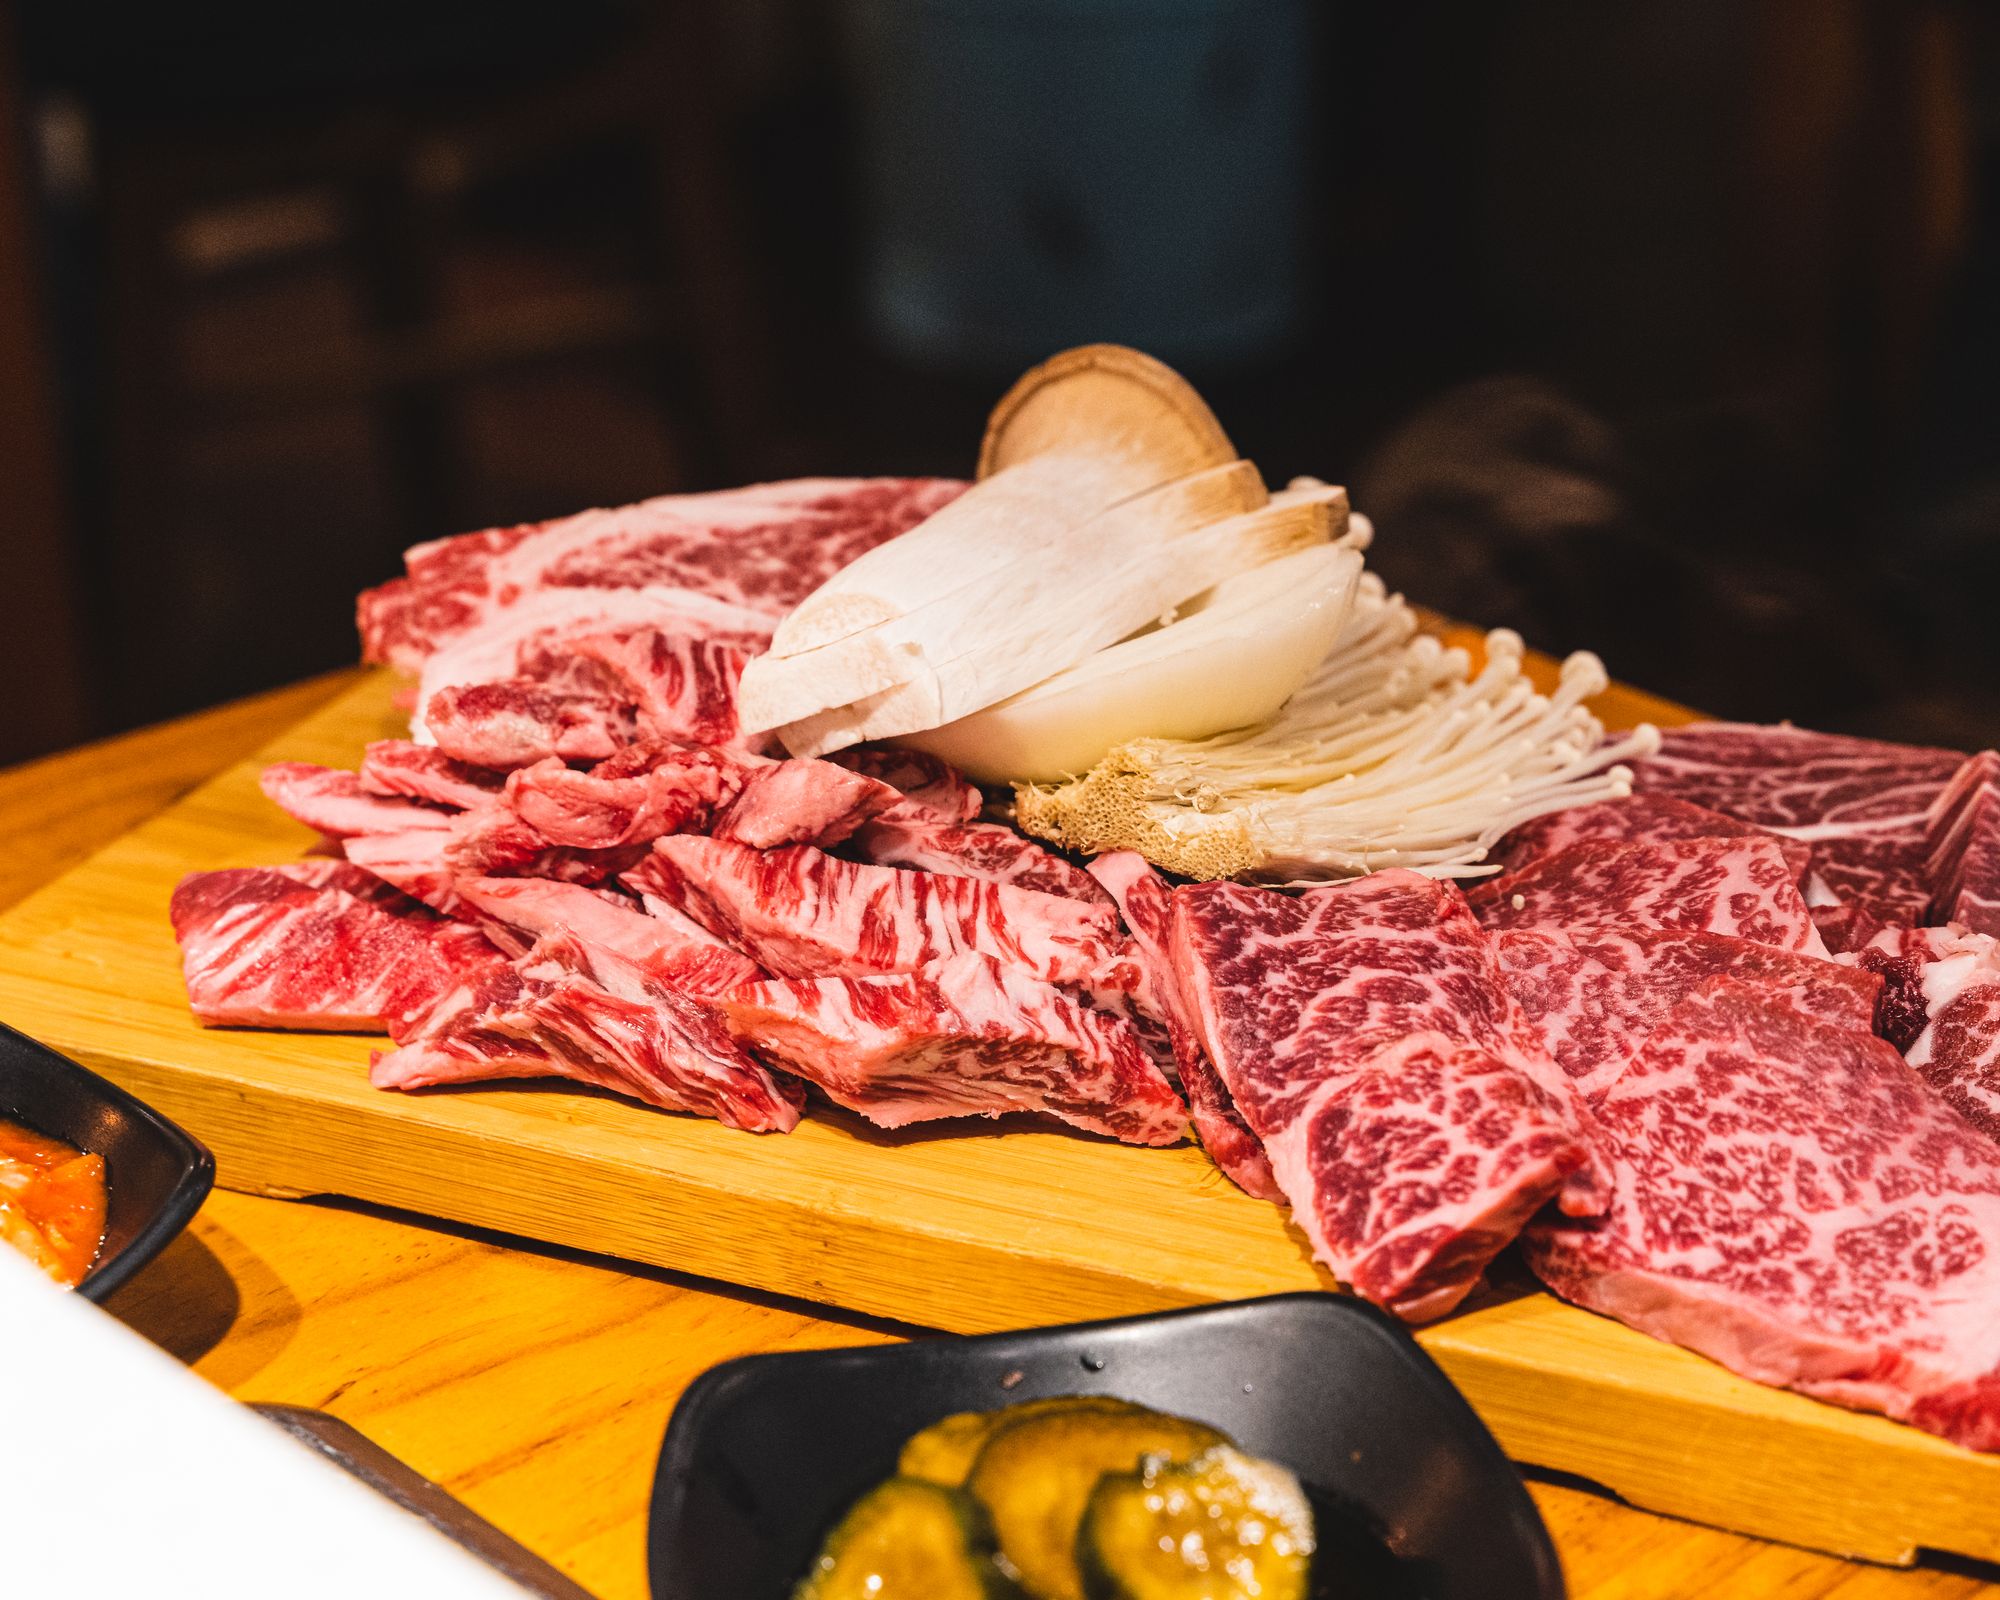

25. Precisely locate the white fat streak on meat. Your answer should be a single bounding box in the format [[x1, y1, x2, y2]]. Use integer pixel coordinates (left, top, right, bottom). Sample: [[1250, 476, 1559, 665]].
[[411, 587, 774, 742], [371, 937, 801, 1131], [171, 867, 504, 1032], [1845, 926, 2000, 1146], [853, 812, 1113, 905], [1525, 977, 2000, 1453], [1168, 870, 1609, 1318], [1497, 925, 1882, 1102], [370, 476, 961, 690], [1628, 722, 1966, 940], [715, 951, 1183, 1143], [1926, 753, 2000, 936], [259, 763, 454, 839], [359, 741, 507, 809], [628, 836, 1124, 988], [1467, 835, 1828, 957], [340, 828, 469, 917], [454, 876, 761, 996]]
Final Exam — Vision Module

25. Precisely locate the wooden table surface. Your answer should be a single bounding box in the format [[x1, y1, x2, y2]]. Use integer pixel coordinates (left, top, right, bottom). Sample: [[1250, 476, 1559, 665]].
[[5, 673, 1997, 1600]]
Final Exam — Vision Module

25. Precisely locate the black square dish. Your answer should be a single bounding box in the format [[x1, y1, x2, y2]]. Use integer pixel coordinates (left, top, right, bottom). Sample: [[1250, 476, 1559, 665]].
[[0, 1022, 214, 1300], [649, 1291, 1564, 1600]]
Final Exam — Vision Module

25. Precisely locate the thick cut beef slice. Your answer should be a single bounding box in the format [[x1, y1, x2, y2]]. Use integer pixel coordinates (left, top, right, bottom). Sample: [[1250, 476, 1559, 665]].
[[360, 741, 507, 809], [1090, 851, 1277, 1199], [1262, 1030, 1604, 1321], [359, 477, 963, 672], [1928, 752, 2000, 936], [1493, 793, 1812, 880], [1168, 871, 1606, 1319], [260, 763, 454, 838], [1467, 836, 1825, 955], [1526, 978, 2000, 1452], [172, 867, 504, 1032], [626, 836, 1123, 987], [1499, 926, 1881, 1101], [712, 759, 903, 849], [455, 877, 762, 996], [717, 952, 1184, 1144], [853, 815, 1114, 905], [371, 944, 803, 1132]]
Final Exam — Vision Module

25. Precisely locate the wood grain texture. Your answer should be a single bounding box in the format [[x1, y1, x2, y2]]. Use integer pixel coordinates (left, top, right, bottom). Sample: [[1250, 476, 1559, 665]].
[[4, 667, 1999, 1570], [0, 671, 1991, 1598]]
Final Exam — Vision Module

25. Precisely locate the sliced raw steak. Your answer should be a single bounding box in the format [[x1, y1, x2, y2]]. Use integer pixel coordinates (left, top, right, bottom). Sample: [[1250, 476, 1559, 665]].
[[171, 867, 504, 1032], [827, 749, 982, 822], [627, 836, 1124, 988], [518, 629, 758, 752], [371, 948, 803, 1132], [1629, 722, 1964, 941], [712, 759, 903, 849], [341, 828, 466, 916], [260, 763, 454, 838], [1168, 871, 1607, 1319], [444, 744, 755, 882], [1089, 851, 1277, 1199], [1467, 836, 1825, 955], [1498, 927, 1881, 1101], [1493, 794, 1811, 880], [852, 815, 1113, 906], [454, 877, 762, 997], [716, 952, 1184, 1144], [1526, 978, 2000, 1453], [1928, 752, 2000, 936], [359, 477, 964, 672], [360, 741, 506, 810]]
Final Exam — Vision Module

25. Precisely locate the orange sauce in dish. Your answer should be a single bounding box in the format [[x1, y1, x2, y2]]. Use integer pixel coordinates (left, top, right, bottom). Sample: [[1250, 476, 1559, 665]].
[[0, 1119, 107, 1287]]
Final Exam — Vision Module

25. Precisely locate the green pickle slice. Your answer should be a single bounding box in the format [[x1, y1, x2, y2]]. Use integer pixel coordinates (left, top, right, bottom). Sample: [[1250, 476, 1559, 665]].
[[793, 1476, 1025, 1600], [1078, 1445, 1316, 1600], [966, 1405, 1230, 1600], [901, 1396, 1146, 1487]]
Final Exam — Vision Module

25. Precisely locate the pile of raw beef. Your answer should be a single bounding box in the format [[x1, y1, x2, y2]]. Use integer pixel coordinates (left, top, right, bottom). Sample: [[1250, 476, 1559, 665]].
[[170, 476, 2000, 1454]]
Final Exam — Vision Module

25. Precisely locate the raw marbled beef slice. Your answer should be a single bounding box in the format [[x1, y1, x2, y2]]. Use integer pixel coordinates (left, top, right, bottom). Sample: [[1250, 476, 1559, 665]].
[[717, 952, 1184, 1144], [1526, 978, 2000, 1452], [1498, 926, 1880, 1100], [171, 867, 504, 1032], [1467, 836, 1826, 955], [627, 836, 1123, 988], [1089, 851, 1277, 1199], [1168, 872, 1606, 1319], [1494, 793, 1811, 880]]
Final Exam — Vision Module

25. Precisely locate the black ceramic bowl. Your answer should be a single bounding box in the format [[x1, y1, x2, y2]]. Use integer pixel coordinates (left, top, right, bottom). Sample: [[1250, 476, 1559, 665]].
[[0, 1022, 214, 1300], [649, 1292, 1564, 1600]]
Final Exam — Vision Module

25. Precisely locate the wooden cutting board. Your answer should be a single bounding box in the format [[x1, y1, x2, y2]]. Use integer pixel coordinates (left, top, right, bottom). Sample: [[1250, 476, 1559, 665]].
[[1, 653, 1995, 1571]]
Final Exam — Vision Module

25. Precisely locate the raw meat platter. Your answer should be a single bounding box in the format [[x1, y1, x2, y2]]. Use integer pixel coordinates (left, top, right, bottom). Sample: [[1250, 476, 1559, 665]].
[[4, 347, 1999, 1568]]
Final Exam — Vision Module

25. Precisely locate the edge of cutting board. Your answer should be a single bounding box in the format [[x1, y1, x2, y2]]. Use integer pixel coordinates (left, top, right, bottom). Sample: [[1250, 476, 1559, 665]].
[[0, 665, 1995, 1569]]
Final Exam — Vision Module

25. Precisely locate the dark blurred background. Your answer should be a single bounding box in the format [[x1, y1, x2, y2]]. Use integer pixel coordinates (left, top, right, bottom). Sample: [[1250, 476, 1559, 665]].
[[4, 0, 1997, 766]]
